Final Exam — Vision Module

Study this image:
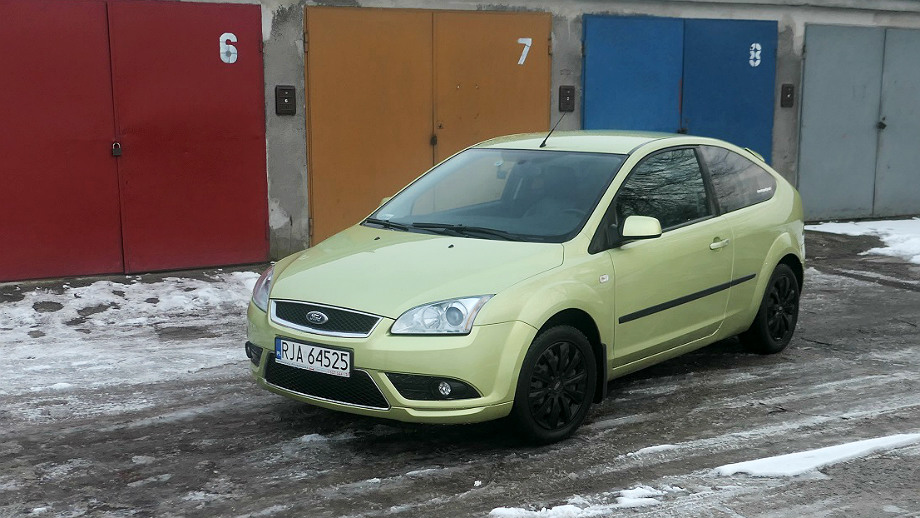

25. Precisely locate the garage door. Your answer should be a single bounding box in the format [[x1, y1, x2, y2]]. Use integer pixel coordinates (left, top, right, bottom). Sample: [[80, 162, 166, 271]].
[[583, 15, 777, 161], [798, 25, 920, 220], [305, 7, 551, 243], [109, 1, 268, 272], [0, 0, 268, 281], [0, 0, 124, 280]]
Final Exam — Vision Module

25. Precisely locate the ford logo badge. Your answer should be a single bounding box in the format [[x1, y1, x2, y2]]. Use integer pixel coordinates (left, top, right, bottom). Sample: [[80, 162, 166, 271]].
[[306, 311, 329, 325]]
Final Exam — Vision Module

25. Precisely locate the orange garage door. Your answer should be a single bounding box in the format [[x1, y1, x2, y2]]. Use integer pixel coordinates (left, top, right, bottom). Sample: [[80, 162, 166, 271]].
[[305, 7, 551, 243]]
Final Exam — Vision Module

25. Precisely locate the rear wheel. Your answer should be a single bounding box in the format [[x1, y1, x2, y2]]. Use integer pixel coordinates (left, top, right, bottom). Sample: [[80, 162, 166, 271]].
[[741, 263, 800, 354], [510, 326, 596, 444]]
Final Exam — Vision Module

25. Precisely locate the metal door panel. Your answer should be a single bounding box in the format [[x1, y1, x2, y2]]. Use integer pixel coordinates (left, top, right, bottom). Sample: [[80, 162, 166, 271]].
[[682, 19, 777, 160], [305, 8, 434, 244], [0, 0, 123, 281], [875, 28, 920, 217], [798, 25, 884, 220], [611, 218, 733, 366], [109, 1, 268, 272], [582, 16, 683, 132], [434, 11, 551, 162]]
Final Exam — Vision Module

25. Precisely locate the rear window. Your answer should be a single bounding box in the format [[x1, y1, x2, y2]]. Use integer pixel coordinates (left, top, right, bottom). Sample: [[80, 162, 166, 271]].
[[699, 146, 777, 213]]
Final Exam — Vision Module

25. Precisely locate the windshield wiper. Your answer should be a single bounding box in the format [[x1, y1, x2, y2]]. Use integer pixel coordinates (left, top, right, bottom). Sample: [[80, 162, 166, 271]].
[[364, 217, 410, 231], [410, 222, 522, 241]]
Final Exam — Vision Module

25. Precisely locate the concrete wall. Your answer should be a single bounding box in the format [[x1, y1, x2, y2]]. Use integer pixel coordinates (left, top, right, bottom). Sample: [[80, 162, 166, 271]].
[[240, 0, 920, 258]]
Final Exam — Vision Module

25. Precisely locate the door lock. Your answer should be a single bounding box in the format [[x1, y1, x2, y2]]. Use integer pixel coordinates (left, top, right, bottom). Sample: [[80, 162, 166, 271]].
[[112, 142, 122, 157]]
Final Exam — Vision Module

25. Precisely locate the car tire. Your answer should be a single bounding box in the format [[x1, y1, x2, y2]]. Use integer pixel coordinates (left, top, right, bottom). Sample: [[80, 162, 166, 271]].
[[741, 263, 800, 355], [509, 325, 596, 445]]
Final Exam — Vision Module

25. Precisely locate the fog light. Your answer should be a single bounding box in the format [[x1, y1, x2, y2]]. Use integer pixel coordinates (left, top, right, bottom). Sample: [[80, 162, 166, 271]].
[[437, 381, 452, 397]]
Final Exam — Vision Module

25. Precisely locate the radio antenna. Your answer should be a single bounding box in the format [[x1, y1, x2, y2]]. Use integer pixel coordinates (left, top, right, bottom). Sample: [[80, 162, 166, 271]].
[[539, 112, 567, 148]]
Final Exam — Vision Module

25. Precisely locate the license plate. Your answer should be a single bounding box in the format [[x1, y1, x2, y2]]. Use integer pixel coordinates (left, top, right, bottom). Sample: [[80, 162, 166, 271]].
[[274, 338, 351, 378]]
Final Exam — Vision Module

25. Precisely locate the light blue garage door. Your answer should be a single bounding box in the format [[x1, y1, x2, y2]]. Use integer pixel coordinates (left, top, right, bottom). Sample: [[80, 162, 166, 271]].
[[799, 25, 920, 220]]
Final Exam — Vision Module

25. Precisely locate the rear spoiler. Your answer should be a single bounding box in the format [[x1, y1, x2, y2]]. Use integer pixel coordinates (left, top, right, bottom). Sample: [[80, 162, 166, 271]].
[[744, 147, 766, 162]]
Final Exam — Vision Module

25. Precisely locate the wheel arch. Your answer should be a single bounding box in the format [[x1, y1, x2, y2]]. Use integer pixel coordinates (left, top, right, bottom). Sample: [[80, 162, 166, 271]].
[[536, 308, 607, 404], [778, 253, 804, 293]]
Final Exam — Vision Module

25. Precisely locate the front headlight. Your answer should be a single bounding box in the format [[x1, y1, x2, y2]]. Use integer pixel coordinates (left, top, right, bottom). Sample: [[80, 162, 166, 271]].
[[391, 295, 493, 335], [251, 265, 274, 312]]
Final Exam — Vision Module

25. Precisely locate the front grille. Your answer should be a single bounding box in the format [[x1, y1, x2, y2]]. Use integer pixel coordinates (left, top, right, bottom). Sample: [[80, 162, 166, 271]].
[[264, 356, 389, 409], [271, 300, 381, 337]]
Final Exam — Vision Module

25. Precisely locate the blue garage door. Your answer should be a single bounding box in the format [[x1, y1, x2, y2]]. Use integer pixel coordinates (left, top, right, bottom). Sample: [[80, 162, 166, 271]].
[[583, 16, 683, 132], [583, 16, 777, 161]]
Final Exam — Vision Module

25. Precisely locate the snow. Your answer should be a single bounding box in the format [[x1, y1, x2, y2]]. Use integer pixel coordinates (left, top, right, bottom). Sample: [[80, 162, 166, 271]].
[[627, 444, 678, 456], [807, 218, 920, 264], [714, 433, 920, 477], [489, 485, 669, 517], [0, 271, 259, 420]]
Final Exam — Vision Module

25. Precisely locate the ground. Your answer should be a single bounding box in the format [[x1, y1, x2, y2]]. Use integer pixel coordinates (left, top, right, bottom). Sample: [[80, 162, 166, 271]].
[[1, 225, 919, 518]]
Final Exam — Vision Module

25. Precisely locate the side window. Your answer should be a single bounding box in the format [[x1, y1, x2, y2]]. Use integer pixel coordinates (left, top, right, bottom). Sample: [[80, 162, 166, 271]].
[[616, 148, 712, 230], [699, 146, 777, 213]]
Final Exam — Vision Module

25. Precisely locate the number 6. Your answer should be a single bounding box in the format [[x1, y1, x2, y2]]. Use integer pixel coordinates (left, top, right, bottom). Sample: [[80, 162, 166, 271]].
[[220, 32, 238, 64], [517, 37, 532, 65]]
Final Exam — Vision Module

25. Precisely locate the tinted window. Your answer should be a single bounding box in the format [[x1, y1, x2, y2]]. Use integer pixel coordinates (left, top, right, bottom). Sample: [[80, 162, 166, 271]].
[[616, 148, 712, 229], [699, 146, 777, 213]]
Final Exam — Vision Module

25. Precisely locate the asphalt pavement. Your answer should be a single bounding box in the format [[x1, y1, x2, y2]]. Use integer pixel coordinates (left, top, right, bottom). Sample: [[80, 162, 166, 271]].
[[1, 230, 918, 518]]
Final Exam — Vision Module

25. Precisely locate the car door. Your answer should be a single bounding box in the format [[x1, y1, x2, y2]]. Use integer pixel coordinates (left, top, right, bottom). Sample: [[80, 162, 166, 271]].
[[606, 147, 734, 367]]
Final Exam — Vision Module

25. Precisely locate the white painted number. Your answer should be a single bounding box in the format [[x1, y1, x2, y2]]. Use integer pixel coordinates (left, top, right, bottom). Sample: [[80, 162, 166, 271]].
[[517, 37, 532, 65], [220, 32, 238, 64], [749, 42, 762, 67]]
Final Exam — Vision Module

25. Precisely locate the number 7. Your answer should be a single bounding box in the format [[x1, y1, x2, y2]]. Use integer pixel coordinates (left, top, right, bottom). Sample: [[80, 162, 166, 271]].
[[517, 37, 532, 65]]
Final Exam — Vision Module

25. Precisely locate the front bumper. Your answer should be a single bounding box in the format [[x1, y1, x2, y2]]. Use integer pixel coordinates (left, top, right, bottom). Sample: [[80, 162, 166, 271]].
[[246, 302, 536, 424]]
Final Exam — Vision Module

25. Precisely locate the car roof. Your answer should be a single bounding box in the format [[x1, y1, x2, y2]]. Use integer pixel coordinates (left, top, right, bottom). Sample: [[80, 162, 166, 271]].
[[474, 130, 676, 154]]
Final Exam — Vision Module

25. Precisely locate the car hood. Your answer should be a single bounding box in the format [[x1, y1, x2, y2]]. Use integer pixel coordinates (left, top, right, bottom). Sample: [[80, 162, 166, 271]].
[[270, 225, 564, 319]]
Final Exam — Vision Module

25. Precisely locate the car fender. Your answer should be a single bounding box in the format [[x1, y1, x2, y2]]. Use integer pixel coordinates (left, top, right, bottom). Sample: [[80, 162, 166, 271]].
[[479, 266, 612, 348], [746, 231, 803, 316]]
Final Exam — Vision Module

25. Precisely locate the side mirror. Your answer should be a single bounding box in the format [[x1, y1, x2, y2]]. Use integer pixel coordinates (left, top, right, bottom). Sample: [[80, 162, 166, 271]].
[[621, 215, 662, 240], [379, 196, 392, 207]]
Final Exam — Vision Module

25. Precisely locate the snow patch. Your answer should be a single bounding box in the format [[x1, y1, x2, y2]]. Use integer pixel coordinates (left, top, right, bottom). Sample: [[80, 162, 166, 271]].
[[1, 271, 259, 418], [714, 433, 920, 477], [807, 218, 920, 264], [627, 444, 678, 456], [490, 485, 672, 517]]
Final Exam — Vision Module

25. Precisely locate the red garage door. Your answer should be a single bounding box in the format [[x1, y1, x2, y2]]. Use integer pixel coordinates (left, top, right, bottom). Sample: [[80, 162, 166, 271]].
[[0, 0, 124, 280], [109, 1, 268, 272], [0, 0, 268, 281]]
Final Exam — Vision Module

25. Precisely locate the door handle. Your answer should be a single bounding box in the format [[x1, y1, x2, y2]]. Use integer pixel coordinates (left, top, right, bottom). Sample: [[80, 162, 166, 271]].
[[710, 238, 730, 250]]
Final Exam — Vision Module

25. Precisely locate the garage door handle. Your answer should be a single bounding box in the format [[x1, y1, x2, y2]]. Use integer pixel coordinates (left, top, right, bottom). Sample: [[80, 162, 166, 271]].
[[710, 239, 730, 250]]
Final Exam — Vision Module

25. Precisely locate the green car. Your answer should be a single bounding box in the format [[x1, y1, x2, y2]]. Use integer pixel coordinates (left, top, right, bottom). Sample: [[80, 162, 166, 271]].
[[245, 131, 804, 444]]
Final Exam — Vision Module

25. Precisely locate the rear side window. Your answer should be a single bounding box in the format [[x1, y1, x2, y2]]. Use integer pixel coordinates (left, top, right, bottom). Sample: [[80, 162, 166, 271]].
[[699, 146, 777, 213]]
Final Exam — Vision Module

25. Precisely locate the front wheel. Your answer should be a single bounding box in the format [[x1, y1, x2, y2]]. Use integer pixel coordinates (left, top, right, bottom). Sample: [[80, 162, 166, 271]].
[[509, 326, 596, 445], [741, 263, 800, 354]]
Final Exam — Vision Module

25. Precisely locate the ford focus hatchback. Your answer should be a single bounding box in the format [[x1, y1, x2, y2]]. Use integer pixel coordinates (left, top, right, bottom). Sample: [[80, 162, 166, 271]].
[[245, 132, 804, 444]]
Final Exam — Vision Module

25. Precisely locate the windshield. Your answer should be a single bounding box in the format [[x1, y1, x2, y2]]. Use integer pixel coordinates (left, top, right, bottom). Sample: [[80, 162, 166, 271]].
[[366, 148, 626, 242]]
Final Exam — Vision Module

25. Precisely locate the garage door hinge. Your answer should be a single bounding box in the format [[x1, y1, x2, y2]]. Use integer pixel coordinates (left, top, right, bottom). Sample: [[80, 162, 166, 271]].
[[548, 37, 552, 56], [304, 33, 308, 53], [308, 218, 314, 237]]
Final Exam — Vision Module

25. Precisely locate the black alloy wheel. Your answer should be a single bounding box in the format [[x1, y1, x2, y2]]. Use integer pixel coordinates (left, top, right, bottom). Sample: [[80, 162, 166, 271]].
[[510, 326, 596, 444], [742, 263, 800, 354], [766, 273, 798, 341]]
